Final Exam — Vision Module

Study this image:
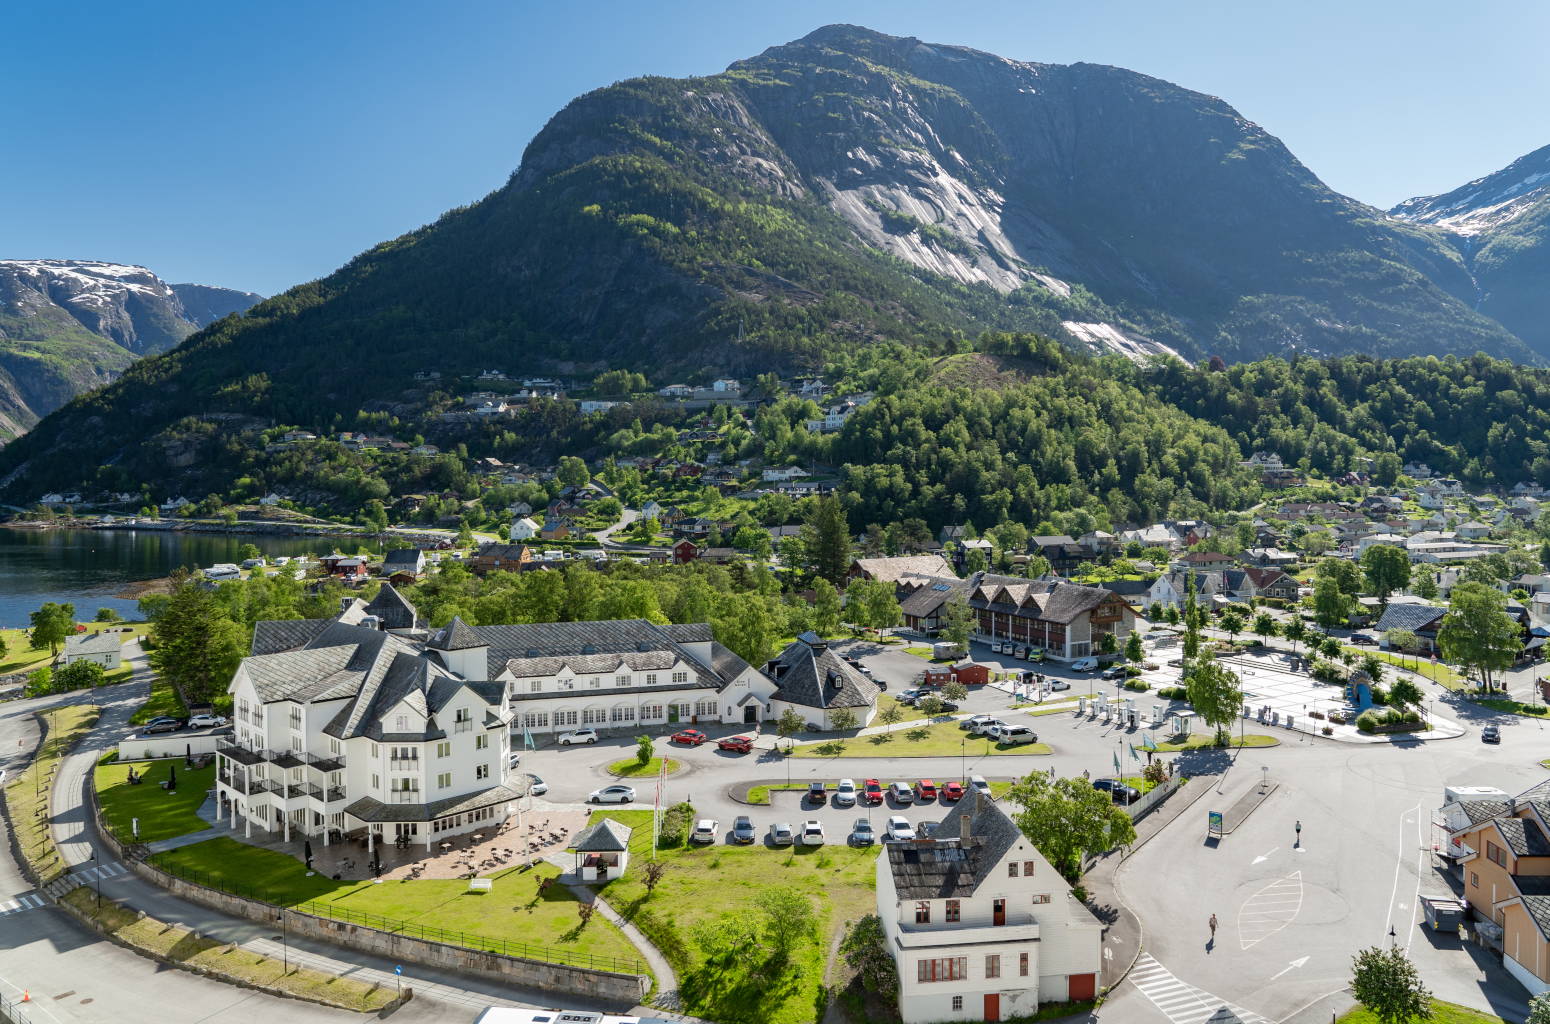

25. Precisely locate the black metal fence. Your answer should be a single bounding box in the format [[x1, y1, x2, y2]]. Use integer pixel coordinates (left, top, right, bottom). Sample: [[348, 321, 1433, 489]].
[[0, 990, 27, 1024], [158, 863, 645, 976]]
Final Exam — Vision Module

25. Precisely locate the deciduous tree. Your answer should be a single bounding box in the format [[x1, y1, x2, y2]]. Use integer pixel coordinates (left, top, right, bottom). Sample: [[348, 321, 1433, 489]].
[[1362, 544, 1411, 605], [1350, 945, 1431, 1024], [1437, 582, 1520, 691], [29, 602, 75, 656], [1007, 771, 1136, 882], [1185, 653, 1243, 745]]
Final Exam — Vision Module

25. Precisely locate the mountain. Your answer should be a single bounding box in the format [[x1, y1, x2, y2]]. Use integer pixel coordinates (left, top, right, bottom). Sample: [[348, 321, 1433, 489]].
[[0, 25, 1541, 496], [0, 260, 261, 440], [1391, 144, 1550, 359]]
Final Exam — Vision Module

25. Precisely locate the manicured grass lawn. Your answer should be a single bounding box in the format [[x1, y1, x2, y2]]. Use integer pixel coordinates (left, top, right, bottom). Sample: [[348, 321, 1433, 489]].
[[593, 809, 877, 1024], [151, 837, 645, 974], [874, 693, 927, 723], [901, 645, 933, 658], [1149, 733, 1277, 752], [794, 719, 1052, 758], [1473, 697, 1550, 718], [607, 756, 681, 778], [129, 675, 187, 725], [1336, 999, 1504, 1023], [1352, 648, 1467, 691], [61, 888, 395, 1011], [745, 783, 810, 805], [0, 623, 146, 678], [95, 759, 214, 842], [4, 704, 100, 883]]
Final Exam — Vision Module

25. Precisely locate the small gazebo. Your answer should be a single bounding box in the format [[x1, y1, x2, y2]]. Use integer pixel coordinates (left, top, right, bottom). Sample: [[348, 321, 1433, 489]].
[[570, 818, 633, 882]]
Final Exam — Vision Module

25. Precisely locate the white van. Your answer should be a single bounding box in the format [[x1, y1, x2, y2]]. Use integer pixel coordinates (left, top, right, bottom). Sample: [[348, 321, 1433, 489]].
[[994, 725, 1038, 746]]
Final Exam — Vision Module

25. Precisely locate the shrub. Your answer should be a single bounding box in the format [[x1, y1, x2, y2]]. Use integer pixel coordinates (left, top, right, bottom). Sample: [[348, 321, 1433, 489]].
[[1156, 685, 1189, 701], [658, 801, 695, 848], [1123, 679, 1150, 692], [1355, 710, 1379, 733], [1124, 666, 1143, 677], [1403, 710, 1422, 724], [1321, 725, 1334, 736], [1307, 709, 1325, 720]]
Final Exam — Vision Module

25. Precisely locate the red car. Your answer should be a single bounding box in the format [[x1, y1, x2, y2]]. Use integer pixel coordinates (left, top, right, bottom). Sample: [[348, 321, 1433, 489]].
[[863, 779, 884, 805], [670, 729, 708, 746], [940, 781, 965, 802], [914, 779, 939, 802], [717, 735, 753, 753]]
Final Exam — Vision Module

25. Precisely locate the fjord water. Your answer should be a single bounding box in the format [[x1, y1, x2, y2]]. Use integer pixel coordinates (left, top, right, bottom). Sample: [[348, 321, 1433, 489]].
[[0, 528, 347, 626]]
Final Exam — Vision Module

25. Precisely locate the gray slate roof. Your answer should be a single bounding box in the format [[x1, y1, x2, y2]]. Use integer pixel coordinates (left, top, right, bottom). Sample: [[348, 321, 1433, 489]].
[[851, 555, 957, 583], [251, 619, 331, 656], [571, 817, 633, 852], [65, 632, 121, 656], [429, 616, 484, 651], [1373, 603, 1446, 634], [886, 789, 1023, 900], [1497, 816, 1550, 857], [474, 620, 744, 696], [344, 783, 522, 824], [765, 635, 879, 711], [364, 583, 419, 630]]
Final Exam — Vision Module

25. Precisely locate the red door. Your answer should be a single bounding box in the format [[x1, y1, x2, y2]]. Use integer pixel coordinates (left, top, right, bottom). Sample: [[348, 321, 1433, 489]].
[[1068, 972, 1096, 1001], [993, 898, 1006, 926], [983, 993, 1000, 1022]]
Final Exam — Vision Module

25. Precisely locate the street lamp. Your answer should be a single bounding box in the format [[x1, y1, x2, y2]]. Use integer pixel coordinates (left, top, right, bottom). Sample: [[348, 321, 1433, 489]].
[[960, 736, 966, 786], [274, 910, 288, 973]]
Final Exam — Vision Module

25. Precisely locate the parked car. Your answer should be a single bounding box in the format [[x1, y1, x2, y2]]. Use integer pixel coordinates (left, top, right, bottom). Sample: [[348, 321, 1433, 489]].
[[935, 701, 960, 713], [940, 781, 965, 802], [897, 688, 925, 705], [960, 714, 996, 732], [888, 781, 915, 804], [971, 717, 1006, 736], [800, 821, 826, 846], [588, 784, 636, 804], [142, 717, 182, 734], [914, 779, 939, 802], [992, 724, 1038, 745], [873, 678, 888, 691], [731, 816, 756, 844], [1350, 634, 1378, 646], [187, 713, 227, 729], [1482, 725, 1502, 744], [863, 778, 884, 805], [690, 819, 719, 844], [1012, 646, 1028, 660], [1026, 647, 1045, 662], [884, 816, 915, 842], [716, 735, 753, 753], [807, 781, 827, 804], [524, 773, 548, 796], [850, 818, 876, 846], [1092, 778, 1141, 803], [834, 778, 857, 807], [1101, 666, 1128, 680], [1048, 678, 1071, 691], [969, 775, 991, 797], [559, 728, 599, 746], [769, 822, 795, 846], [507, 751, 522, 769], [1070, 657, 1098, 671], [670, 729, 708, 746]]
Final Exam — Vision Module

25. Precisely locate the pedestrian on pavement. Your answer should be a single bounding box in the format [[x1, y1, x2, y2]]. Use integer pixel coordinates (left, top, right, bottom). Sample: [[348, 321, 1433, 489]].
[[1208, 913, 1217, 940], [1295, 819, 1302, 846]]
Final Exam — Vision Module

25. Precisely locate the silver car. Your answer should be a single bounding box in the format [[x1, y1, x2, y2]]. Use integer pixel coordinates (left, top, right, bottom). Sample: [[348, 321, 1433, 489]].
[[834, 778, 857, 807], [770, 822, 795, 846]]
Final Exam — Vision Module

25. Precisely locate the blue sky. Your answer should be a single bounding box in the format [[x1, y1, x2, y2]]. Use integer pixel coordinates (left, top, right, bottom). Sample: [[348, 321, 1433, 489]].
[[10, 0, 1548, 296]]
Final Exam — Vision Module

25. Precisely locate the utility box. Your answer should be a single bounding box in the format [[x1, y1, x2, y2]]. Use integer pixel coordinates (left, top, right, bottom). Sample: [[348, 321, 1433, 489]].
[[1422, 896, 1466, 933]]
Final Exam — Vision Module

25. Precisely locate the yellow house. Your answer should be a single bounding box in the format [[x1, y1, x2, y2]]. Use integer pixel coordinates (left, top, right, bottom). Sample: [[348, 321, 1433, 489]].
[[1451, 787, 1550, 995]]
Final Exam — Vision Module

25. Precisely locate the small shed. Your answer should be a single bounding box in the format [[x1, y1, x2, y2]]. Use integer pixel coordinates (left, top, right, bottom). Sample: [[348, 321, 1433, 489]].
[[571, 818, 633, 882], [950, 660, 990, 686]]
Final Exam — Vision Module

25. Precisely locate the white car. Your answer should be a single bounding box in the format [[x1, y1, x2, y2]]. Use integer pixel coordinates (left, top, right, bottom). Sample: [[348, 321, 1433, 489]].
[[588, 784, 635, 804], [770, 822, 795, 846], [1070, 657, 1098, 671], [971, 717, 1006, 736], [834, 778, 857, 807], [800, 820, 826, 846], [690, 819, 719, 844], [1048, 679, 1071, 691], [884, 815, 915, 842], [888, 781, 915, 804], [524, 773, 548, 795], [187, 713, 228, 729], [559, 728, 600, 746], [969, 775, 991, 797], [959, 714, 996, 732], [507, 751, 521, 768]]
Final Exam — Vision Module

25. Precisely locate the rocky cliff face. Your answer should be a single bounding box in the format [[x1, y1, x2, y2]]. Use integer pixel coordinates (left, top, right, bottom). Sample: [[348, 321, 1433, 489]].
[[0, 260, 261, 438], [1393, 144, 1550, 359]]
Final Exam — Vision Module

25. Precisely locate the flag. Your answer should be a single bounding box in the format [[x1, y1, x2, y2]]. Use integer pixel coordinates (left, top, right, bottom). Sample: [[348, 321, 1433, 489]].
[[1129, 743, 1140, 762], [1142, 734, 1157, 752], [523, 728, 535, 750], [1112, 751, 1121, 774]]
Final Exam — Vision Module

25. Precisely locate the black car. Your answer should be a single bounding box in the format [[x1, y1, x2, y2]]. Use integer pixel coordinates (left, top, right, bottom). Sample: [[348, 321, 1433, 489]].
[[142, 716, 182, 734], [1482, 725, 1501, 744], [731, 816, 757, 844], [935, 701, 960, 713], [1092, 778, 1142, 803], [1349, 634, 1378, 646], [1101, 666, 1128, 680]]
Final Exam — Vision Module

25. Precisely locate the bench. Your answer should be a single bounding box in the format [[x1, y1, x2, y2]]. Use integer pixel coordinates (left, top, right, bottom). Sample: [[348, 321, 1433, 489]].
[[467, 878, 492, 893]]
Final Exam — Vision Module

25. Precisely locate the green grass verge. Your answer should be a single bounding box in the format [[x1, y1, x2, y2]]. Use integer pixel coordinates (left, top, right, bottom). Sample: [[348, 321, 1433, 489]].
[[60, 887, 396, 1011], [593, 809, 875, 1024], [3, 704, 100, 883], [95, 759, 215, 842], [1149, 733, 1277, 752], [745, 783, 809, 805], [1473, 698, 1550, 718], [875, 693, 927, 723], [150, 837, 646, 975], [901, 646, 933, 658], [793, 719, 1052, 758], [129, 675, 188, 725], [607, 756, 681, 778], [1336, 999, 1504, 1023], [1351, 649, 1468, 691]]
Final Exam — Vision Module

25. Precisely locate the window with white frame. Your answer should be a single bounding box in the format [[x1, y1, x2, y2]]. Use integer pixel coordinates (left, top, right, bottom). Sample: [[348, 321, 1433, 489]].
[[475, 734, 489, 750], [554, 710, 577, 726], [395, 715, 408, 732], [611, 706, 635, 722], [523, 712, 550, 728], [560, 679, 574, 690], [641, 704, 664, 720], [530, 679, 543, 692], [436, 742, 451, 758], [646, 673, 658, 686], [476, 764, 489, 780], [673, 671, 689, 684], [582, 708, 606, 724], [437, 772, 452, 789], [694, 700, 716, 717], [589, 677, 601, 689], [616, 674, 631, 687]]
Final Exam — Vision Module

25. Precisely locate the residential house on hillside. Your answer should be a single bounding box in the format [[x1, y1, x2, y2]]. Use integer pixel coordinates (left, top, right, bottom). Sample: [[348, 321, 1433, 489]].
[[1077, 531, 1120, 557], [1029, 536, 1086, 574], [1117, 524, 1182, 552], [510, 517, 539, 541], [62, 632, 122, 670], [469, 544, 532, 575], [762, 465, 810, 482], [1147, 572, 1220, 610], [876, 789, 1103, 1022], [381, 548, 426, 582], [1459, 521, 1494, 540], [711, 378, 741, 392], [763, 633, 880, 730], [1242, 547, 1298, 568], [539, 519, 571, 542], [939, 525, 969, 547], [1179, 551, 1234, 572], [321, 555, 370, 580], [1244, 568, 1299, 602], [657, 384, 693, 398]]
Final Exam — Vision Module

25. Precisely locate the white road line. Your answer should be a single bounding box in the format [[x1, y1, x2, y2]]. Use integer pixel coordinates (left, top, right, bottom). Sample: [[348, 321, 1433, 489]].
[[1237, 870, 1303, 950], [1383, 801, 1422, 942], [1129, 954, 1270, 1024]]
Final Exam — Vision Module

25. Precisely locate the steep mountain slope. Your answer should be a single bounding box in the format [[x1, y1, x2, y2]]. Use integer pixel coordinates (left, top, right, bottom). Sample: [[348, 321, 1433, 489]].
[[1392, 144, 1550, 358], [0, 260, 261, 439], [0, 25, 1537, 495]]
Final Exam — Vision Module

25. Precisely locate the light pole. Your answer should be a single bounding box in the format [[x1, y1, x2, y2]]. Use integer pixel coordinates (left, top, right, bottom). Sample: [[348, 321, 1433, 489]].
[[275, 910, 288, 973], [91, 850, 100, 907], [960, 736, 966, 786]]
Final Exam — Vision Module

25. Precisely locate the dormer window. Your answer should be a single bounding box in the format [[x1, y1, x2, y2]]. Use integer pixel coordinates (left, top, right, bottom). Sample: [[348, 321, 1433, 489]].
[[914, 901, 931, 924], [616, 674, 631, 687], [395, 715, 409, 732], [530, 680, 542, 693]]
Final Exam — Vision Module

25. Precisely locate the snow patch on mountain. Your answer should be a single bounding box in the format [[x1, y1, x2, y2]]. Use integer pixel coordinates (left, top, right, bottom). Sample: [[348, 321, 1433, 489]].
[[1391, 145, 1550, 236]]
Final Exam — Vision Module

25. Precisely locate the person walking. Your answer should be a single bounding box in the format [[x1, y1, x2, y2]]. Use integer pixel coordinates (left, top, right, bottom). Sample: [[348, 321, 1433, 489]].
[[1295, 819, 1303, 846], [1208, 913, 1218, 941]]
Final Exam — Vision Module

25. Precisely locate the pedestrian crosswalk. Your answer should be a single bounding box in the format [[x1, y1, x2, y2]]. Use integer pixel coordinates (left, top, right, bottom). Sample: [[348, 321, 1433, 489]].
[[74, 860, 127, 883], [1129, 954, 1270, 1024], [0, 893, 44, 918]]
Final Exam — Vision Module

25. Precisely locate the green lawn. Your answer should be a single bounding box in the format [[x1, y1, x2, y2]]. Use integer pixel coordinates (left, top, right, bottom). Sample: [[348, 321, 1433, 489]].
[[593, 809, 877, 1024], [150, 837, 645, 974], [901, 646, 933, 658], [874, 693, 927, 724], [745, 783, 811, 805], [0, 623, 147, 678], [1350, 648, 1467, 691], [129, 675, 187, 725], [607, 756, 681, 778], [5, 705, 100, 883], [95, 759, 214, 842], [1336, 999, 1503, 1023], [793, 719, 1052, 758], [1473, 697, 1550, 718], [1149, 733, 1277, 752]]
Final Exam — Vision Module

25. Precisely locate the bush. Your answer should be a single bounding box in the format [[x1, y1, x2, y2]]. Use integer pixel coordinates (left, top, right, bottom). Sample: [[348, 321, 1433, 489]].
[[1125, 666, 1143, 677], [1355, 710, 1380, 733], [1123, 679, 1150, 692], [1307, 709, 1325, 720], [658, 801, 694, 848], [1156, 685, 1188, 701], [1321, 725, 1334, 736], [1403, 710, 1422, 724]]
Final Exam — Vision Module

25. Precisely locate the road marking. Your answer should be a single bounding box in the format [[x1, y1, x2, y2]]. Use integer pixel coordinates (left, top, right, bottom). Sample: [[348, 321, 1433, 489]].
[[0, 894, 43, 917], [1129, 953, 1270, 1024], [1383, 801, 1422, 944], [1252, 848, 1278, 864], [1268, 955, 1309, 980], [1238, 871, 1303, 950], [73, 861, 126, 883]]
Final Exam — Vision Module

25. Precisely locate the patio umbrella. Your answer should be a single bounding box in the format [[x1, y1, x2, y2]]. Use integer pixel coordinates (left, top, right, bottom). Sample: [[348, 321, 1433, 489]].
[[304, 840, 313, 870], [168, 763, 177, 792], [185, 743, 192, 765], [372, 855, 382, 878]]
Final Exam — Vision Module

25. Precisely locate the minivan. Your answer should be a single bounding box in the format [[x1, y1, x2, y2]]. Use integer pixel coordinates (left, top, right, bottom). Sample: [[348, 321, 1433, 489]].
[[995, 725, 1038, 746]]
